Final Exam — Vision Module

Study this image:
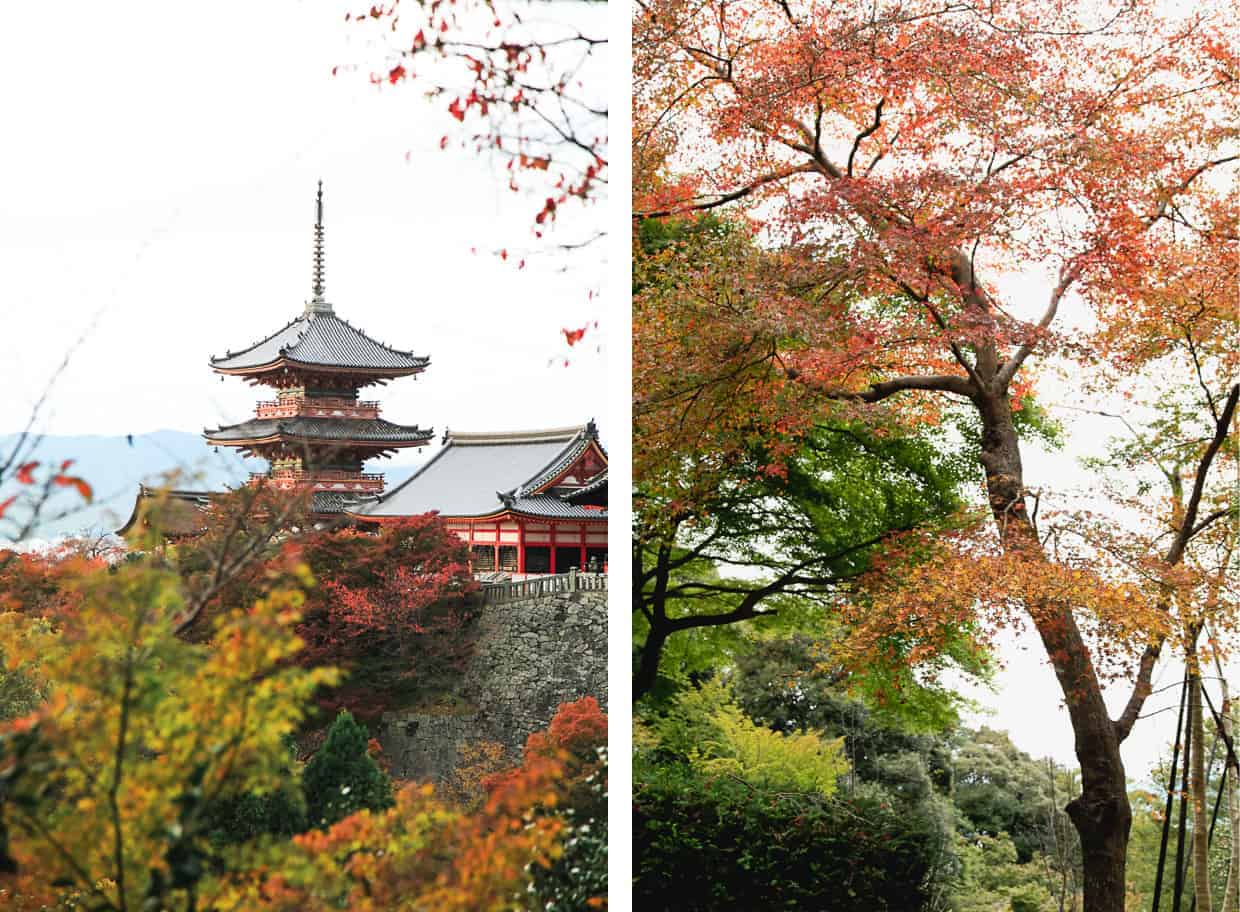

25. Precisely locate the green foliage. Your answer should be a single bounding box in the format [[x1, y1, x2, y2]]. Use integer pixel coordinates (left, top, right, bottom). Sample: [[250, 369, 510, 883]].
[[302, 711, 394, 829], [204, 788, 307, 847], [634, 760, 952, 911], [528, 747, 608, 912], [953, 729, 1074, 865], [1125, 747, 1236, 908], [952, 833, 1057, 912], [734, 633, 977, 754], [635, 212, 733, 262], [646, 679, 848, 796], [0, 654, 44, 724]]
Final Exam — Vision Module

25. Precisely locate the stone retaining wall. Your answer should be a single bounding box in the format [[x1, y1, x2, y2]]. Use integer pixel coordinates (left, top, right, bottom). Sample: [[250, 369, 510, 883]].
[[378, 584, 607, 781]]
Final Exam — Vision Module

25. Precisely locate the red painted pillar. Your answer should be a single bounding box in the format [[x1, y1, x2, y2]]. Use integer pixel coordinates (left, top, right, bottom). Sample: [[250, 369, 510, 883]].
[[549, 523, 556, 574], [579, 523, 586, 571], [517, 519, 526, 575]]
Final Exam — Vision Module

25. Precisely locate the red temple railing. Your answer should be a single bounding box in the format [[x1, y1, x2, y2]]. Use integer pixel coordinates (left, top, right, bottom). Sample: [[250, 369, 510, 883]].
[[250, 470, 385, 492], [255, 398, 381, 419]]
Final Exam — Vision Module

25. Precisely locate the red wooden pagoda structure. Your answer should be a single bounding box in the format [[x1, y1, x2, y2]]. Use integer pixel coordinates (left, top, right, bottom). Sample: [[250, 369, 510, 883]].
[[204, 183, 432, 515], [120, 184, 606, 574], [348, 423, 608, 574]]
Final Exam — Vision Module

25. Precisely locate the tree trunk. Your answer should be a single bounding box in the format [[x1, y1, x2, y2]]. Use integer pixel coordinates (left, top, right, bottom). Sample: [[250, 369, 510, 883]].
[[633, 624, 668, 702], [974, 389, 1131, 912], [1215, 663, 1239, 912], [1189, 648, 1214, 912]]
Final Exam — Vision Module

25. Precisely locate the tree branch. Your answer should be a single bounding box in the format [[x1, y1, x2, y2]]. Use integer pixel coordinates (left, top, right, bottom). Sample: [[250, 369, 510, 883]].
[[801, 372, 977, 402], [1114, 383, 1239, 742], [635, 163, 818, 219], [847, 99, 885, 177]]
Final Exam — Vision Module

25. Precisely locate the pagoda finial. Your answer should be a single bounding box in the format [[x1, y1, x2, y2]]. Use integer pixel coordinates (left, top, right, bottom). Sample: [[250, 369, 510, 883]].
[[306, 180, 332, 316]]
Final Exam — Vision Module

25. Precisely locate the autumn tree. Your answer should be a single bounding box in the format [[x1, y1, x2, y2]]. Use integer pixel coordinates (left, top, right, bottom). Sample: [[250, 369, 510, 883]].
[[176, 510, 478, 718], [345, 0, 607, 245], [633, 0, 1238, 909], [214, 697, 608, 912], [633, 215, 988, 701], [0, 559, 336, 910]]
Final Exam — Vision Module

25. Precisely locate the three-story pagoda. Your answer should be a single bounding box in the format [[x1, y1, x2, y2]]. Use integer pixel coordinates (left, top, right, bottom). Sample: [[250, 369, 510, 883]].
[[204, 183, 433, 515]]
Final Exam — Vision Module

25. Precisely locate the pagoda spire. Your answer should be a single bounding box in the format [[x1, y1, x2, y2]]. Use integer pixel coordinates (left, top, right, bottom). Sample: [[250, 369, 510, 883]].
[[306, 180, 332, 316]]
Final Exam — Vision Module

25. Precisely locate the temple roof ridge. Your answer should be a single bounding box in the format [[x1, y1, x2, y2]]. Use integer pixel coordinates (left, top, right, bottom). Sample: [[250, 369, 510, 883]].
[[443, 422, 596, 447]]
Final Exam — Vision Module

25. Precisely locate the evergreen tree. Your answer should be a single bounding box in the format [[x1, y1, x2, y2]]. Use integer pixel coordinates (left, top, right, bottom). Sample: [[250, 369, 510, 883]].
[[302, 711, 394, 829]]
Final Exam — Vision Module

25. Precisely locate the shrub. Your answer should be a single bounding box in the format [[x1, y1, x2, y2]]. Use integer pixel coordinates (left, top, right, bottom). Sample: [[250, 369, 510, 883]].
[[634, 761, 950, 911]]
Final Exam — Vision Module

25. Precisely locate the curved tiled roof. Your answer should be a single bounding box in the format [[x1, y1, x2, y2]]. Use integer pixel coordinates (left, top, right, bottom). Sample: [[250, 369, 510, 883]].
[[513, 425, 604, 496], [210, 312, 428, 373], [353, 422, 606, 519], [564, 471, 607, 501], [312, 491, 365, 514], [504, 494, 607, 520], [204, 417, 433, 445]]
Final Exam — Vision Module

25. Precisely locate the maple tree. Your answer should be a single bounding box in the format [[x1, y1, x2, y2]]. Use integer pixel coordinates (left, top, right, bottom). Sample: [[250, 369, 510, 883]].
[[0, 456, 95, 547], [175, 508, 478, 718], [633, 0, 1238, 908], [345, 0, 607, 243], [0, 558, 337, 910]]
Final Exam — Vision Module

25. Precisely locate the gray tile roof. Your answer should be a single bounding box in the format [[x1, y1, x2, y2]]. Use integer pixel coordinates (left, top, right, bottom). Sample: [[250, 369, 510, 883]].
[[204, 417, 433, 445], [354, 423, 606, 519], [565, 471, 608, 500], [514, 426, 603, 496], [210, 313, 429, 373], [505, 494, 607, 520], [312, 491, 365, 514]]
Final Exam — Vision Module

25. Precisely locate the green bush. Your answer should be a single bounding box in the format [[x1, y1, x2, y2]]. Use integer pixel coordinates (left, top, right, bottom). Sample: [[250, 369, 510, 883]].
[[204, 788, 307, 846], [634, 760, 951, 911], [302, 710, 393, 829]]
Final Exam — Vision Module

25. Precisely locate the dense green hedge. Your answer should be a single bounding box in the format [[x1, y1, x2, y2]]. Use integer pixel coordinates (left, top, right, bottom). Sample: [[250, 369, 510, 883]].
[[634, 761, 949, 911]]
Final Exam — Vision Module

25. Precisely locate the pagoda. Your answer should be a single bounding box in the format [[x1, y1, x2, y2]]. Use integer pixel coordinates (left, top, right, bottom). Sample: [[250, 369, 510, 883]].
[[203, 183, 433, 515]]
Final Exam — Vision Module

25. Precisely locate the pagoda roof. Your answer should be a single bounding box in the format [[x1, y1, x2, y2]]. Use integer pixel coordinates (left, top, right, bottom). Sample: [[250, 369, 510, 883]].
[[210, 312, 429, 375], [352, 422, 607, 520], [116, 486, 212, 539], [312, 491, 365, 514], [204, 416, 433, 447]]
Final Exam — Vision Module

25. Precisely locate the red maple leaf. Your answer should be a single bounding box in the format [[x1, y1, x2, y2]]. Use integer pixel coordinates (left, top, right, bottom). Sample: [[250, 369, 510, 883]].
[[15, 462, 37, 485], [388, 65, 406, 84], [563, 326, 587, 346], [53, 475, 93, 503], [0, 494, 16, 519]]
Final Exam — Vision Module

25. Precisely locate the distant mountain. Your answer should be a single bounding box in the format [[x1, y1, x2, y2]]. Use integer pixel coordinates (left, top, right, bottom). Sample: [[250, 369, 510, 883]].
[[0, 430, 419, 541]]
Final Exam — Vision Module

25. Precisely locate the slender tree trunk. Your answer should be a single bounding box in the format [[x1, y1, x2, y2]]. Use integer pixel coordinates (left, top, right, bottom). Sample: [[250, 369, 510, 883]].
[[1214, 660, 1239, 912], [1189, 642, 1215, 912], [973, 389, 1131, 912], [1225, 697, 1239, 912]]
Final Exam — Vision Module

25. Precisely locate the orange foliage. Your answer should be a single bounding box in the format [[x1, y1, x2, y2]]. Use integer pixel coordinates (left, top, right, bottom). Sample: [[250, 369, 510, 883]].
[[215, 698, 608, 911]]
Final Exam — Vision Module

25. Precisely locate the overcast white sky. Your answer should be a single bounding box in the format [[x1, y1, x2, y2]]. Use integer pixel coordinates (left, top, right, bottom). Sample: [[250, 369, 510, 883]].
[[0, 0, 608, 459]]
